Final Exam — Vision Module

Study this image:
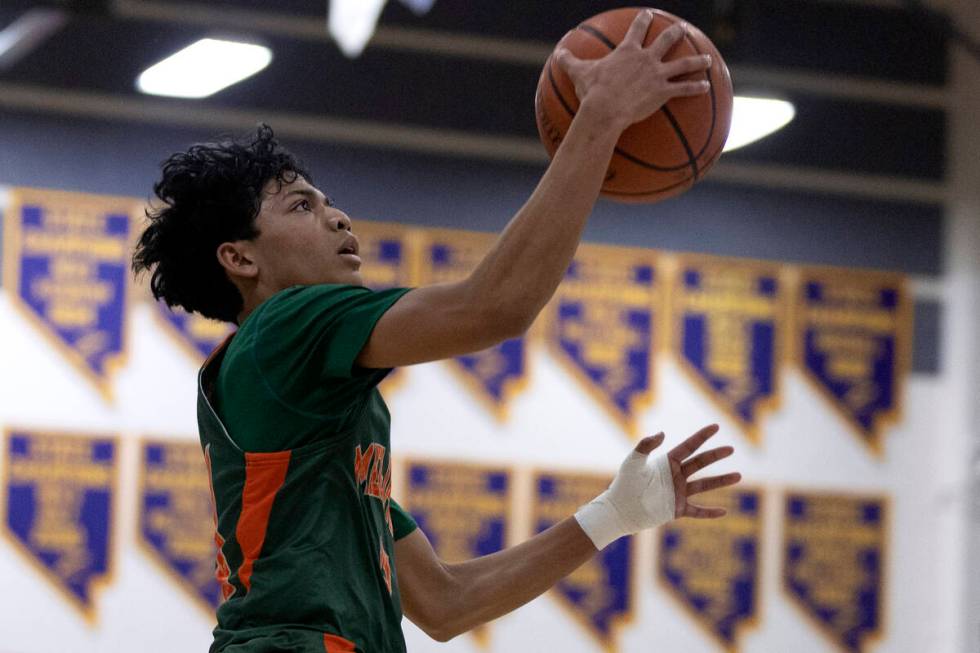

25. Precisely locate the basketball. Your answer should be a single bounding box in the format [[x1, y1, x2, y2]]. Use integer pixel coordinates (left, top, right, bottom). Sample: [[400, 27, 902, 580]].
[[535, 7, 734, 203]]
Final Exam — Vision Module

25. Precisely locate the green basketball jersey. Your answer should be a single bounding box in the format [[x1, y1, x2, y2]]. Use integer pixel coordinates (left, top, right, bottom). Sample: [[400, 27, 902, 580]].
[[197, 284, 417, 653]]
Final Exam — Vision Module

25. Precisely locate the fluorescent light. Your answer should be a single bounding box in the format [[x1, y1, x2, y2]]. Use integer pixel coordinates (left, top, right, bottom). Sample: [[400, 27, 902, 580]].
[[136, 38, 272, 99], [399, 0, 437, 14], [724, 96, 796, 152], [328, 0, 438, 57], [0, 9, 68, 71], [329, 0, 386, 58]]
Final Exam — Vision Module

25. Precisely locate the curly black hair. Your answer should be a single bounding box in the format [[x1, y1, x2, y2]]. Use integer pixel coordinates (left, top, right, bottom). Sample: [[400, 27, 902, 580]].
[[133, 124, 313, 323]]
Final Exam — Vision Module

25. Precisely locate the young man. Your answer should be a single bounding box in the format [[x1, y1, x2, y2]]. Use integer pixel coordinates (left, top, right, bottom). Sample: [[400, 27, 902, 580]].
[[134, 12, 740, 653]]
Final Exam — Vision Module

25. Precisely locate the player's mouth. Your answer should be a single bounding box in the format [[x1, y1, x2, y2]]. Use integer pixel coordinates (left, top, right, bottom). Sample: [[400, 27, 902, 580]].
[[338, 236, 361, 266]]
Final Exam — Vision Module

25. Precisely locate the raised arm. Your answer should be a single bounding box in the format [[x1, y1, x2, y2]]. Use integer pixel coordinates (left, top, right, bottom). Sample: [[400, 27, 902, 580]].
[[395, 425, 741, 642], [357, 13, 711, 368]]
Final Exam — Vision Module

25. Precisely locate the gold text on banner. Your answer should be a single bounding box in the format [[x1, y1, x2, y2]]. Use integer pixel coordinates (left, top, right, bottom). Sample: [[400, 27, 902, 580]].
[[353, 219, 417, 290], [155, 303, 235, 362], [403, 460, 512, 647], [548, 244, 660, 436], [138, 439, 222, 613], [2, 429, 118, 622], [2, 188, 137, 399], [354, 220, 419, 394], [418, 228, 528, 419], [659, 487, 763, 649], [795, 269, 910, 454], [532, 471, 633, 651], [672, 257, 784, 443], [783, 491, 887, 653]]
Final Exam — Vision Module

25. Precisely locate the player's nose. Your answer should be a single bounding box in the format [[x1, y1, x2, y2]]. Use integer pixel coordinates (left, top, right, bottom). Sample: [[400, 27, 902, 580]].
[[327, 211, 352, 232]]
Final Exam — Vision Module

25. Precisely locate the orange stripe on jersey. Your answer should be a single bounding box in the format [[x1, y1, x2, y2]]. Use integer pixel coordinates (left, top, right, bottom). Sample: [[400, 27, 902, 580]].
[[323, 633, 357, 652], [236, 450, 292, 593], [204, 444, 235, 601]]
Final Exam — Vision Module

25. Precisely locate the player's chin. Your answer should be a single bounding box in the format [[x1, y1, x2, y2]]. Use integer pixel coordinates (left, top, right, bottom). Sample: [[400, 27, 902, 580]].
[[345, 270, 365, 287], [314, 267, 363, 287]]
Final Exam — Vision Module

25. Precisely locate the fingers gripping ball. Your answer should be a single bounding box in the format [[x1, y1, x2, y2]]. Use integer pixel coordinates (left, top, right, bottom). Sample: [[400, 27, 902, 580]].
[[535, 7, 734, 203]]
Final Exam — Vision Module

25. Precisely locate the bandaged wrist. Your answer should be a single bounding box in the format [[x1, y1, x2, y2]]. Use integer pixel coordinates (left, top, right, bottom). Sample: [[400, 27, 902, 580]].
[[574, 454, 674, 550]]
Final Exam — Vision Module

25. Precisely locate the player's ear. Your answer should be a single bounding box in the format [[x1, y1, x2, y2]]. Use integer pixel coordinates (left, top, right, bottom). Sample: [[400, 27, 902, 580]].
[[216, 241, 258, 281]]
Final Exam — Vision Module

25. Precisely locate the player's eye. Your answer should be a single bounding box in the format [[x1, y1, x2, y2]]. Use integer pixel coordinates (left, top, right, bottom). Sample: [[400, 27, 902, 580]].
[[292, 199, 312, 212]]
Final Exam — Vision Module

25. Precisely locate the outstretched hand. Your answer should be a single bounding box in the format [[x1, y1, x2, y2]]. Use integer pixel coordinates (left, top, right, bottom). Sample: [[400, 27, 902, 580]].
[[632, 424, 741, 519], [555, 10, 711, 131]]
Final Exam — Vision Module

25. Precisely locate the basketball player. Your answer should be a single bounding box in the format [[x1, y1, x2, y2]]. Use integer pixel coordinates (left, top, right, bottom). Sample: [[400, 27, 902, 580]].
[[134, 11, 739, 653]]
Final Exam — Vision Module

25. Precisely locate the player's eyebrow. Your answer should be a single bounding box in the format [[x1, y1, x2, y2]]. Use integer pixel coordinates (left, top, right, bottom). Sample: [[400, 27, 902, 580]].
[[281, 188, 330, 207]]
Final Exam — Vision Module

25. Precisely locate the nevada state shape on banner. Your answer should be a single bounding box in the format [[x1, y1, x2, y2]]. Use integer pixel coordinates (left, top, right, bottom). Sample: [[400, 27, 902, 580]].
[[2, 188, 135, 399], [354, 220, 416, 291], [139, 440, 222, 612], [672, 257, 783, 443], [796, 268, 909, 454], [355, 219, 418, 393], [783, 492, 886, 653], [533, 471, 633, 649], [403, 461, 511, 647], [418, 228, 527, 418], [659, 487, 762, 649], [155, 303, 234, 362], [3, 429, 118, 621], [548, 244, 660, 435]]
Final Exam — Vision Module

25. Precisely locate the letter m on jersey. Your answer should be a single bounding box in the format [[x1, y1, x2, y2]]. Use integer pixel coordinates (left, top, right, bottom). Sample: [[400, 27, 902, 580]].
[[354, 443, 390, 501]]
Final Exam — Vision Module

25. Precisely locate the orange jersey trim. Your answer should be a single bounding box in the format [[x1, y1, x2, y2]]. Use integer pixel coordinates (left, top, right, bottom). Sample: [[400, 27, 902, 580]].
[[323, 633, 358, 652], [236, 450, 292, 592]]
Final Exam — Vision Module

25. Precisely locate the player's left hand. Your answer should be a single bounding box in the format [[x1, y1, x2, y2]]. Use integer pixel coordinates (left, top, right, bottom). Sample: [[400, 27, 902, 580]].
[[645, 423, 741, 518]]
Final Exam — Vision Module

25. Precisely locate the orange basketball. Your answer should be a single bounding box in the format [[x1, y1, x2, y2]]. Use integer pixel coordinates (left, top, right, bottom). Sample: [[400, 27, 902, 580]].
[[535, 7, 733, 203]]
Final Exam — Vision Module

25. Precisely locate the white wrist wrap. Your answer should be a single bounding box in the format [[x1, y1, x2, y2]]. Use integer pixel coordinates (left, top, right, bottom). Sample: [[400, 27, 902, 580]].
[[574, 452, 674, 550]]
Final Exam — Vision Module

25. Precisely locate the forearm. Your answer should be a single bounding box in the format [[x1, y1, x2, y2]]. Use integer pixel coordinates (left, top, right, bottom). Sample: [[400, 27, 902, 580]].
[[438, 517, 597, 638], [462, 100, 622, 326]]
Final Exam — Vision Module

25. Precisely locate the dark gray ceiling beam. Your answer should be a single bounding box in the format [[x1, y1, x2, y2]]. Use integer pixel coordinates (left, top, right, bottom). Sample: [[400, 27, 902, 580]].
[[113, 0, 948, 109], [0, 80, 947, 205]]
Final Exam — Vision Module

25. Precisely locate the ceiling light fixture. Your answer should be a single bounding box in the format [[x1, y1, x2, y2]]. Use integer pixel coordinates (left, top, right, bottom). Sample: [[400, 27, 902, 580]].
[[724, 96, 796, 152], [136, 38, 272, 99], [0, 9, 68, 71], [328, 0, 387, 58], [328, 0, 438, 58]]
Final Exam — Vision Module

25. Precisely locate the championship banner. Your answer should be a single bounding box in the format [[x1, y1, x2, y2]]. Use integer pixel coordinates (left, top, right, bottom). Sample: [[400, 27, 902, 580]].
[[783, 492, 886, 653], [672, 257, 783, 442], [355, 220, 418, 393], [2, 429, 118, 621], [155, 303, 234, 362], [795, 269, 909, 453], [548, 244, 660, 435], [659, 487, 762, 649], [533, 471, 633, 649], [2, 188, 135, 399], [418, 229, 527, 418], [403, 460, 511, 647], [138, 440, 221, 613], [354, 219, 417, 290]]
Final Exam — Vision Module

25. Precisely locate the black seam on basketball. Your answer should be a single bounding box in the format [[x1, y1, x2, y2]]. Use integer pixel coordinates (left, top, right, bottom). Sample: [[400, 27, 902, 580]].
[[680, 33, 717, 159], [604, 139, 727, 196], [602, 175, 693, 196], [577, 24, 616, 50], [613, 145, 691, 172], [547, 58, 577, 119], [661, 105, 700, 179], [578, 19, 716, 174]]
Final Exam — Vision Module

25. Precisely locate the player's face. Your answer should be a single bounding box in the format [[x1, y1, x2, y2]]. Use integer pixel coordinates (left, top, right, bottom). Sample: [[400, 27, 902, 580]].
[[250, 175, 364, 290]]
